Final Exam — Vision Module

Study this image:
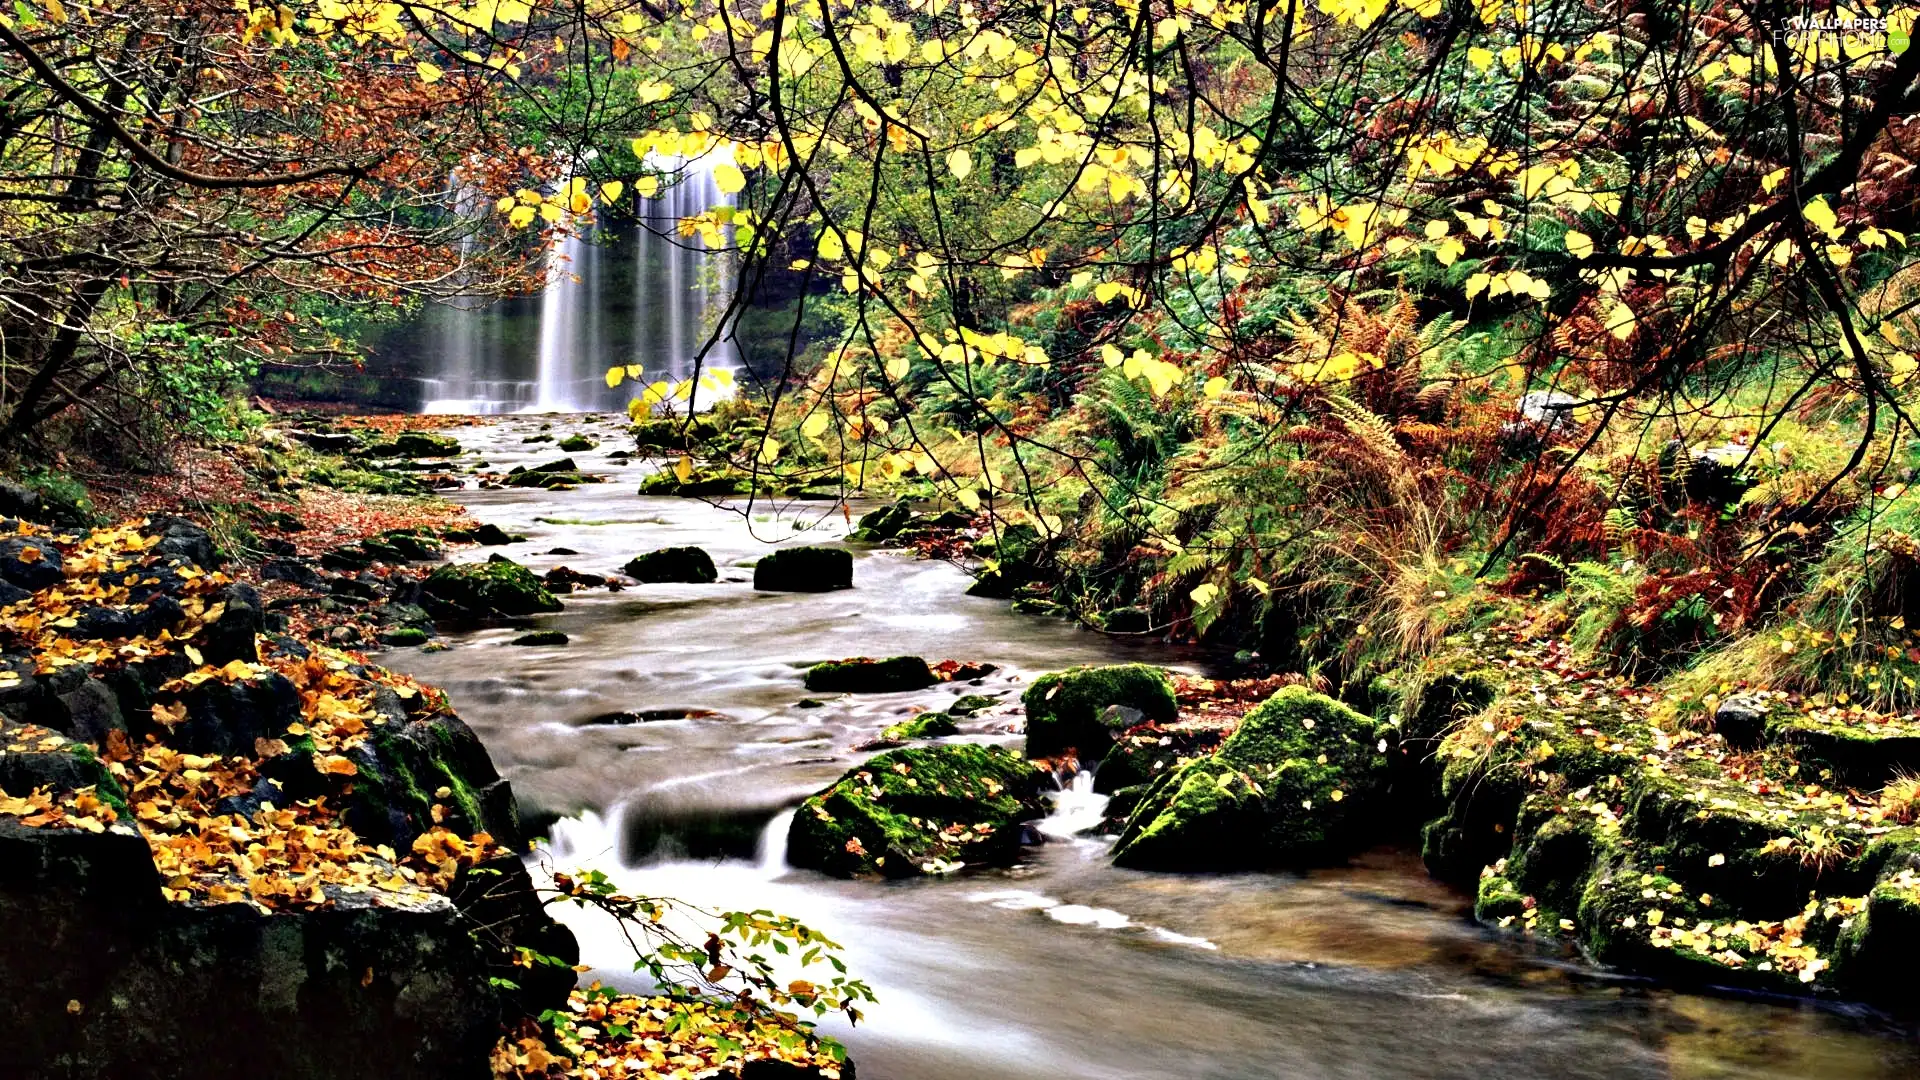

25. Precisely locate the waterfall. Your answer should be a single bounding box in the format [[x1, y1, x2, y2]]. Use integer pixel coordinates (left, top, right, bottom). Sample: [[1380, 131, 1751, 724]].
[[418, 152, 739, 415]]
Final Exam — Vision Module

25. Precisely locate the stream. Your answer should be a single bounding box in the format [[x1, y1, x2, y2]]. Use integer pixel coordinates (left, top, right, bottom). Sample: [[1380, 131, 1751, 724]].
[[388, 415, 1920, 1080]]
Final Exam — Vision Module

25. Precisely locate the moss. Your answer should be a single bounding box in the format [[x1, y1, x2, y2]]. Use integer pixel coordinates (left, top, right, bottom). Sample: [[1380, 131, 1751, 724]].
[[1832, 858, 1920, 996], [557, 435, 596, 452], [1021, 663, 1177, 759], [630, 417, 718, 451], [946, 694, 998, 717], [1475, 872, 1530, 924], [753, 546, 853, 592], [804, 656, 936, 693], [378, 628, 429, 647], [785, 744, 1046, 877], [1770, 711, 1920, 788], [1109, 687, 1394, 870], [637, 469, 746, 497], [422, 559, 562, 619], [622, 546, 718, 584], [881, 713, 958, 741]]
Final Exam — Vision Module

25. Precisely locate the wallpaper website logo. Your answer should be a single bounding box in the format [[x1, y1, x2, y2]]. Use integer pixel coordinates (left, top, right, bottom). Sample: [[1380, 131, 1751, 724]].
[[1766, 5, 1912, 55]]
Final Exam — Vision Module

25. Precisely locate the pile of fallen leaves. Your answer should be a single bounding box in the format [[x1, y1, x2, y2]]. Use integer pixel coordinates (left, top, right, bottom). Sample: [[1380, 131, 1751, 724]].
[[0, 517, 497, 915], [493, 984, 849, 1080]]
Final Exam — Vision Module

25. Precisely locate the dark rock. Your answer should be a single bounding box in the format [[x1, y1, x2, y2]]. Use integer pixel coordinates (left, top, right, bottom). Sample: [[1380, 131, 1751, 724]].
[[946, 694, 999, 717], [623, 546, 719, 584], [161, 671, 303, 757], [557, 434, 595, 452], [262, 557, 327, 590], [0, 580, 29, 607], [379, 627, 430, 647], [1098, 606, 1153, 634], [753, 546, 853, 592], [542, 566, 608, 592], [143, 515, 218, 569], [881, 713, 958, 741], [546, 547, 580, 556], [0, 482, 45, 522], [853, 502, 914, 542], [394, 431, 461, 457], [199, 583, 263, 666], [291, 430, 360, 453], [1711, 692, 1774, 750], [1111, 686, 1395, 870], [510, 630, 569, 647], [470, 522, 514, 546], [804, 656, 937, 693], [786, 744, 1047, 877], [422, 560, 562, 621], [1022, 664, 1177, 759], [0, 536, 63, 592]]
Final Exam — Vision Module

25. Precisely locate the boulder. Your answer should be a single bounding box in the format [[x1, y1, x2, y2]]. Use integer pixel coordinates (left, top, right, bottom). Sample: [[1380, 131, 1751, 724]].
[[1710, 693, 1775, 750], [850, 502, 914, 542], [623, 546, 719, 584], [421, 559, 563, 620], [379, 627, 430, 647], [946, 694, 998, 717], [881, 713, 958, 741], [1110, 687, 1394, 870], [510, 630, 569, 647], [557, 434, 595, 452], [1021, 664, 1176, 759], [144, 515, 218, 569], [0, 536, 63, 592], [753, 547, 853, 592], [804, 656, 937, 694], [786, 744, 1047, 877], [394, 431, 461, 458]]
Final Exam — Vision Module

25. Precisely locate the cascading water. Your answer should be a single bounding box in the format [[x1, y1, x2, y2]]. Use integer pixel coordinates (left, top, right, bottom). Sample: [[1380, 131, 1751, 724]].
[[419, 151, 739, 415]]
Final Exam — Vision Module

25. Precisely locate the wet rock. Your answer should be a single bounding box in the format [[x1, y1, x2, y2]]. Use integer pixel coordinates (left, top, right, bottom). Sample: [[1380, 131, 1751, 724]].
[[1098, 606, 1153, 634], [1021, 664, 1177, 760], [638, 469, 747, 497], [630, 417, 717, 451], [622, 546, 719, 584], [160, 671, 303, 758], [1772, 711, 1920, 788], [946, 694, 999, 717], [881, 713, 958, 741], [262, 556, 327, 590], [0, 536, 63, 592], [421, 559, 563, 621], [290, 430, 359, 453], [198, 582, 263, 666], [804, 656, 937, 693], [786, 744, 1047, 877], [1111, 687, 1394, 870], [0, 580, 29, 607], [543, 566, 608, 592], [0, 482, 45, 523], [850, 502, 914, 542], [510, 630, 569, 647], [557, 434, 595, 452], [394, 431, 461, 457], [379, 627, 430, 647], [468, 522, 515, 546], [753, 546, 853, 592]]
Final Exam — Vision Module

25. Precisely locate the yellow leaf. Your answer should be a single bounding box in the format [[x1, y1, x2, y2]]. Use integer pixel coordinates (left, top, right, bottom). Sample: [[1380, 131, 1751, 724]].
[[886, 354, 910, 380], [956, 488, 982, 511], [674, 456, 693, 483], [712, 163, 747, 195], [1203, 375, 1229, 398], [801, 410, 831, 439], [416, 61, 444, 84], [1564, 230, 1594, 259], [605, 367, 624, 388], [947, 147, 974, 180], [1803, 196, 1839, 240], [601, 181, 625, 205], [1465, 272, 1491, 300], [508, 204, 537, 228]]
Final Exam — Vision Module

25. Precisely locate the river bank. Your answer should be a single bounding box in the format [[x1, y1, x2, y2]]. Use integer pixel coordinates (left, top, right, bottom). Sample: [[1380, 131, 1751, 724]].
[[366, 413, 1920, 1079]]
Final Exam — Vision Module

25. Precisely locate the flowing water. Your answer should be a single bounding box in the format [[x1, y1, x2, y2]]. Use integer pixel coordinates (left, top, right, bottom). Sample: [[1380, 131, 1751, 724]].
[[419, 153, 739, 415], [388, 415, 1920, 1080]]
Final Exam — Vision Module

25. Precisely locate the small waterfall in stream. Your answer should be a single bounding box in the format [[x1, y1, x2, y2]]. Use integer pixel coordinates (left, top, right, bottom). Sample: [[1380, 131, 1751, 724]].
[[419, 151, 739, 415]]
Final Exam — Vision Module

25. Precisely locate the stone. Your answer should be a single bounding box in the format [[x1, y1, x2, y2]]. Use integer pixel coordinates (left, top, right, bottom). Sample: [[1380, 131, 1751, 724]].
[[753, 546, 853, 592], [198, 582, 263, 666], [393, 431, 461, 457], [946, 694, 999, 717], [786, 744, 1047, 877], [379, 627, 430, 647], [1021, 664, 1177, 760], [1098, 606, 1152, 634], [1110, 687, 1394, 870], [852, 502, 914, 542], [421, 559, 563, 620], [144, 514, 218, 569], [510, 630, 569, 647], [1710, 692, 1775, 750], [881, 713, 958, 741], [804, 656, 937, 693], [0, 536, 63, 592], [557, 434, 595, 452], [623, 546, 719, 584]]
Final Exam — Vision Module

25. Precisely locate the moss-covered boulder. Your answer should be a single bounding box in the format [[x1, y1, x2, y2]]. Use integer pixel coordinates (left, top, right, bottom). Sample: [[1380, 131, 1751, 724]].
[[785, 744, 1046, 877], [1110, 687, 1394, 870], [622, 546, 718, 584], [557, 434, 596, 452], [631, 417, 718, 451], [637, 467, 746, 497], [421, 558, 562, 620], [393, 431, 461, 457], [754, 546, 853, 592], [1771, 710, 1920, 788], [882, 713, 958, 741], [1021, 663, 1176, 759], [510, 630, 568, 647], [804, 656, 936, 693]]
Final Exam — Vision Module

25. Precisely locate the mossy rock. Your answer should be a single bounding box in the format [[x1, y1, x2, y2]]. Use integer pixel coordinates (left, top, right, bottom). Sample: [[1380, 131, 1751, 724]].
[[638, 469, 747, 497], [378, 627, 430, 647], [510, 630, 569, 647], [1021, 663, 1176, 759], [852, 501, 914, 542], [622, 546, 718, 584], [881, 713, 958, 741], [631, 417, 718, 451], [1832, 840, 1920, 996], [1110, 687, 1394, 870], [506, 469, 592, 489], [394, 431, 461, 457], [946, 694, 998, 717], [1770, 711, 1920, 788], [804, 656, 936, 693], [557, 435, 596, 452], [1094, 724, 1228, 794], [754, 546, 853, 592], [422, 559, 563, 620], [785, 744, 1047, 878]]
